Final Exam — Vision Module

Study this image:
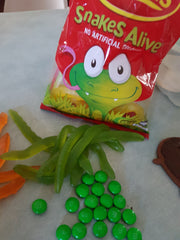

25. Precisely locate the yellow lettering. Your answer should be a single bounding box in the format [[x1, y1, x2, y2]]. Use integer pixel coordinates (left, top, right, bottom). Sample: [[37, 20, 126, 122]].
[[151, 42, 162, 53], [107, 20, 116, 33], [91, 14, 100, 26], [74, 6, 84, 24], [140, 33, 148, 47], [145, 38, 155, 50], [137, 32, 144, 46], [84, 11, 93, 23], [98, 15, 110, 32], [114, 21, 126, 38], [124, 27, 138, 46]]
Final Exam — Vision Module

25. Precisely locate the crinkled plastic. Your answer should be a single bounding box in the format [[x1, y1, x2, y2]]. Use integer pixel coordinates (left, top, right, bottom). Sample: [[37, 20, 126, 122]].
[[41, 0, 180, 138]]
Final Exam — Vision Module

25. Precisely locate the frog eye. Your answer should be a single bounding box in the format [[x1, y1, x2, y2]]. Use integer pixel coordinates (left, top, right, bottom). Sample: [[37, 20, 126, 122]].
[[108, 54, 131, 84], [84, 46, 104, 77]]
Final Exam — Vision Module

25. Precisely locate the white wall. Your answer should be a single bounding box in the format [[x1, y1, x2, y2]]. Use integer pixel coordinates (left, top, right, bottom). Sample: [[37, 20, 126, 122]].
[[4, 0, 67, 12]]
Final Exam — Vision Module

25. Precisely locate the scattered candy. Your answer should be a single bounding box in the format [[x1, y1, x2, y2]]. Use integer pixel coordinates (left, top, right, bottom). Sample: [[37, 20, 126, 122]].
[[122, 209, 136, 225], [72, 222, 87, 239], [108, 180, 121, 195], [113, 194, 126, 209], [81, 173, 94, 185], [30, 170, 141, 240], [32, 199, 47, 215], [55, 170, 142, 239], [93, 206, 107, 221], [65, 197, 79, 213], [75, 183, 89, 198], [84, 194, 98, 209], [127, 227, 142, 240], [78, 207, 93, 224], [100, 193, 113, 208], [91, 182, 105, 197], [1, 110, 144, 198], [108, 207, 121, 223], [93, 221, 108, 238], [112, 223, 127, 240], [94, 170, 108, 183], [56, 224, 71, 240]]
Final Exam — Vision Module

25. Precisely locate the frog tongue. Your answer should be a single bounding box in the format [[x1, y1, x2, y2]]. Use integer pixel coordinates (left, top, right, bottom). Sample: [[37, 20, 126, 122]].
[[60, 45, 80, 90]]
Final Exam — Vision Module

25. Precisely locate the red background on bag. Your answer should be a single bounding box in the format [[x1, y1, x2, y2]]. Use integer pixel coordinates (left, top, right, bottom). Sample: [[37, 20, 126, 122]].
[[56, 0, 180, 101]]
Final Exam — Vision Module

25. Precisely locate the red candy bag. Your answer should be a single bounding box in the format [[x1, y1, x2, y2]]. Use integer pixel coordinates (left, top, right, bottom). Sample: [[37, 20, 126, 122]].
[[41, 0, 180, 138]]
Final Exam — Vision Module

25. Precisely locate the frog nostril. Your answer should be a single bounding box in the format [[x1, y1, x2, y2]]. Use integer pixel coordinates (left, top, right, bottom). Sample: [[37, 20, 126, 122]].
[[87, 82, 94, 88], [111, 88, 119, 92]]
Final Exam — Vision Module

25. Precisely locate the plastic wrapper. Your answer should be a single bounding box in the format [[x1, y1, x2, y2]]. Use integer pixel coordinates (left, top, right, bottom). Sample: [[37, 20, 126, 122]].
[[41, 0, 180, 138]]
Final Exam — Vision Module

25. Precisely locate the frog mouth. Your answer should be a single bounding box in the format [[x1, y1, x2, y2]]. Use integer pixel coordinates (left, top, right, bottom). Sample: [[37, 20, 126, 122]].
[[73, 71, 139, 101], [81, 87, 139, 101]]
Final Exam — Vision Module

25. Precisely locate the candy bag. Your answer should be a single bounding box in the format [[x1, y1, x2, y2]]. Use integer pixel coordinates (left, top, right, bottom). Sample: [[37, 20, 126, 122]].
[[41, 0, 180, 138]]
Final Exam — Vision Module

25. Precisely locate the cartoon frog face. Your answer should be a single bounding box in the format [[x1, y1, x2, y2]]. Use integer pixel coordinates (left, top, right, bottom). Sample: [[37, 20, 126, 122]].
[[69, 46, 142, 119]]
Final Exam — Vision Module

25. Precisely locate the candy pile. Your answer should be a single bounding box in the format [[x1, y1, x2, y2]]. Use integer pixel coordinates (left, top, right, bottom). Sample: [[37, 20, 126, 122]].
[[1, 110, 144, 196], [56, 171, 142, 240]]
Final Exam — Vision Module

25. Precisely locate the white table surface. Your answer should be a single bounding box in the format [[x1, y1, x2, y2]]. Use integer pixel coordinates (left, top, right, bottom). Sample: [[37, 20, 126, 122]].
[[0, 10, 180, 240]]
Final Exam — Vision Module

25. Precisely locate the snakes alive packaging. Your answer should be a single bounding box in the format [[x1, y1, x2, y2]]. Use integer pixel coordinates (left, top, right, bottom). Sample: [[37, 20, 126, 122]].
[[41, 0, 180, 137]]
